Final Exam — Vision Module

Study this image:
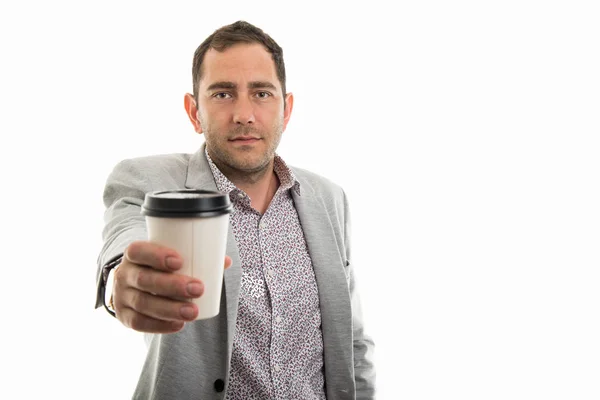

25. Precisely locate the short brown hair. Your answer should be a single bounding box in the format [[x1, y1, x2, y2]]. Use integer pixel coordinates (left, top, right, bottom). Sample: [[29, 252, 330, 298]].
[[192, 21, 286, 102]]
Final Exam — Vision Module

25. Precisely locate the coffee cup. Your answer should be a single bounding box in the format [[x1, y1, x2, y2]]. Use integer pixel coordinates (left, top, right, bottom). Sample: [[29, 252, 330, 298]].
[[141, 189, 233, 320]]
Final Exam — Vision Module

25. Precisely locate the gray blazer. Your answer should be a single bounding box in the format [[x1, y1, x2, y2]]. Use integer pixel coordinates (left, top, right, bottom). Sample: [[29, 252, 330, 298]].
[[95, 144, 376, 399]]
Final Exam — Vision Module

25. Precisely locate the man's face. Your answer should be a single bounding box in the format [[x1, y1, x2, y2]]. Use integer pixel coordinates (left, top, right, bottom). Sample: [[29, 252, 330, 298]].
[[187, 43, 293, 175]]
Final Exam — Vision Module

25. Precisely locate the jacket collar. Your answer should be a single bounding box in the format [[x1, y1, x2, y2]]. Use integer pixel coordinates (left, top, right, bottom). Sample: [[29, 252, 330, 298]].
[[185, 142, 219, 191]]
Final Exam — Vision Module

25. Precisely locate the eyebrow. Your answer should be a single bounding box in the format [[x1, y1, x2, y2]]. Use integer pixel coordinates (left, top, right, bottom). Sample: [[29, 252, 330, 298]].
[[206, 81, 278, 92]]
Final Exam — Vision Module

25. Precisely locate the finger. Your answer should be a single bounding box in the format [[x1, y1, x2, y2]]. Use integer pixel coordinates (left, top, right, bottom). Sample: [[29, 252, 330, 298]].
[[125, 240, 183, 272], [224, 256, 232, 270], [123, 264, 204, 299], [116, 306, 186, 334], [124, 287, 199, 322]]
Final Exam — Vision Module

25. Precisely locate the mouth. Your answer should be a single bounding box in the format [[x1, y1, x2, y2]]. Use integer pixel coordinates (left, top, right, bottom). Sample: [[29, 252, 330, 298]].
[[230, 136, 261, 144]]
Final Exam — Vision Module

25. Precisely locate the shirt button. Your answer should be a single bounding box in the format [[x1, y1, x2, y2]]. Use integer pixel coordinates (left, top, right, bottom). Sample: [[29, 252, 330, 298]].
[[275, 316, 282, 323], [259, 220, 265, 229], [268, 269, 275, 278], [274, 364, 281, 372], [237, 193, 244, 198]]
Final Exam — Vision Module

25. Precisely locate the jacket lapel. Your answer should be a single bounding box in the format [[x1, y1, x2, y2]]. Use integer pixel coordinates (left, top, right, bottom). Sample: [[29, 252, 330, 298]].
[[185, 143, 242, 356], [291, 176, 354, 397]]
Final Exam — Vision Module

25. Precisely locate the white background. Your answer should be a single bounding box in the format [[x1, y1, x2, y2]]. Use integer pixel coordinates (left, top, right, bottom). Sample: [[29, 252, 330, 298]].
[[1, 1, 599, 399]]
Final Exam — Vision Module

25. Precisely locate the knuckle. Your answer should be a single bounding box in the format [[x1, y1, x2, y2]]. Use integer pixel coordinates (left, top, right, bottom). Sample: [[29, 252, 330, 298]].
[[117, 308, 132, 328], [113, 265, 125, 284], [117, 314, 127, 326], [112, 288, 122, 309], [130, 291, 146, 311], [170, 277, 183, 295], [134, 269, 150, 288]]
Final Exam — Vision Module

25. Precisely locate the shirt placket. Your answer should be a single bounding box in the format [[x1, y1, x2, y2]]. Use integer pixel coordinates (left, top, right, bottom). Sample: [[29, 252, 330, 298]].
[[257, 198, 286, 396]]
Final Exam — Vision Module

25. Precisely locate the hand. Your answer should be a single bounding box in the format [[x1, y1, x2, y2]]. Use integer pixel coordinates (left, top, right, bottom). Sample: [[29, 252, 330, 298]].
[[112, 240, 232, 333]]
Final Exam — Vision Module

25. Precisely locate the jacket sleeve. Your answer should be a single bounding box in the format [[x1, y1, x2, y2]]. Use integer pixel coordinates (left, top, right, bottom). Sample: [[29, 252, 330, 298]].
[[343, 190, 377, 399], [94, 159, 154, 309]]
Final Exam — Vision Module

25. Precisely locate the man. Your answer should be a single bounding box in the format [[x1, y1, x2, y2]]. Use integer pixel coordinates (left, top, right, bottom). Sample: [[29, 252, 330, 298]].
[[95, 20, 376, 399]]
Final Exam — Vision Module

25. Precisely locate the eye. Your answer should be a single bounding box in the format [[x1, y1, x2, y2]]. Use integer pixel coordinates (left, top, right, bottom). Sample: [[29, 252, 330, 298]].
[[213, 92, 232, 99], [255, 91, 272, 99]]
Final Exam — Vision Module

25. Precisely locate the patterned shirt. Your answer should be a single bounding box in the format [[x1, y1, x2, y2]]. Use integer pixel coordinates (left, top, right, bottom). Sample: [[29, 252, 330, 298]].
[[205, 148, 326, 400]]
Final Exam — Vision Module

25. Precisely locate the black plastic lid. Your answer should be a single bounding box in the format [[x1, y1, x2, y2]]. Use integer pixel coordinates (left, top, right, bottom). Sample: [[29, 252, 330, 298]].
[[141, 189, 233, 218]]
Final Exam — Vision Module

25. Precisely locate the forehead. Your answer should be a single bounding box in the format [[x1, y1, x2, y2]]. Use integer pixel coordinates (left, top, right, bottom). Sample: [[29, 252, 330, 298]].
[[200, 43, 279, 89]]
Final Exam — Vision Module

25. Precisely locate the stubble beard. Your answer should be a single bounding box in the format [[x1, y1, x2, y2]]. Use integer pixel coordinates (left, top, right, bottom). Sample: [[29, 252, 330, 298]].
[[200, 117, 284, 182]]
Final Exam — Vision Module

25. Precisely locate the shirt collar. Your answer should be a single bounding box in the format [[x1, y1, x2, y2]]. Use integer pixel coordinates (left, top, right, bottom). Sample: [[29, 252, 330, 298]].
[[204, 145, 301, 197]]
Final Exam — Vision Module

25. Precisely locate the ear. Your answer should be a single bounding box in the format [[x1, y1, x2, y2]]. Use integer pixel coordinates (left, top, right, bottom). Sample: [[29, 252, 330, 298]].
[[282, 92, 294, 132], [184, 93, 203, 134]]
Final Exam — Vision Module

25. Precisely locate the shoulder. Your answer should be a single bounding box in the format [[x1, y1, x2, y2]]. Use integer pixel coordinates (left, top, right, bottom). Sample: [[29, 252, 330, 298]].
[[107, 153, 194, 190], [114, 153, 192, 172], [112, 153, 194, 178]]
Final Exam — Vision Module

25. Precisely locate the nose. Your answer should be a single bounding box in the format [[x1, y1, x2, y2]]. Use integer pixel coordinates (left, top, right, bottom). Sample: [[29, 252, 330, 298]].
[[232, 95, 255, 125]]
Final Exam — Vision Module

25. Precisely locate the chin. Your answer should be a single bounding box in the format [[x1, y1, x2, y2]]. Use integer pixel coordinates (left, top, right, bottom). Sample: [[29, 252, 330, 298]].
[[238, 159, 269, 172], [235, 154, 271, 172], [210, 142, 272, 172]]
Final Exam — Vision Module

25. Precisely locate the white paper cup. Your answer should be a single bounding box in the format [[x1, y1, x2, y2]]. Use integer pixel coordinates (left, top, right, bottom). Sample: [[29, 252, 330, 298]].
[[141, 190, 232, 320]]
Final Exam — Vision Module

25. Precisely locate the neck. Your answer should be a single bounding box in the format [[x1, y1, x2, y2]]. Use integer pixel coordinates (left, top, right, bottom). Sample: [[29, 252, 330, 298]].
[[217, 158, 280, 215]]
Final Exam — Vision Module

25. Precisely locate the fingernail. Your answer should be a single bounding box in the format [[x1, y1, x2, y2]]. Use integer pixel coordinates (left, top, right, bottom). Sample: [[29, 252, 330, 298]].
[[166, 257, 182, 269], [181, 305, 196, 320], [187, 282, 203, 297]]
